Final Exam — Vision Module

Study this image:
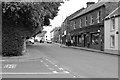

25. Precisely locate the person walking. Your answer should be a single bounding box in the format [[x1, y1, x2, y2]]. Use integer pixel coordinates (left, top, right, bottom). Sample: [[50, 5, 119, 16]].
[[66, 39, 68, 46], [71, 39, 73, 46]]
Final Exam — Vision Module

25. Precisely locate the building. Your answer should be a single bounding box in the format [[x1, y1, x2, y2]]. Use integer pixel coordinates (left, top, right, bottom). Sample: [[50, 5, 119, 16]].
[[68, 1, 119, 51], [36, 31, 47, 41], [50, 27, 61, 43], [61, 7, 85, 45], [104, 6, 120, 54]]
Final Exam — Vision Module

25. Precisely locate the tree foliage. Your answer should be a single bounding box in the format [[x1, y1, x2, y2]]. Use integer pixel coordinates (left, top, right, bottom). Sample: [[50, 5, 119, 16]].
[[2, 2, 62, 56], [2, 2, 62, 37]]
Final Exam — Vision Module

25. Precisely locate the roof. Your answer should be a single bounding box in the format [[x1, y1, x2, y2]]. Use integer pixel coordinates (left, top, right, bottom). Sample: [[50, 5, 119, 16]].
[[67, 7, 85, 20], [105, 6, 120, 19], [70, 2, 106, 20], [62, 7, 85, 22]]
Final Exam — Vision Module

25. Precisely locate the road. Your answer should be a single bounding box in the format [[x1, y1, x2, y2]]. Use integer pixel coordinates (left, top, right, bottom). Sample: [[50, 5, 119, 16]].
[[1, 42, 118, 78]]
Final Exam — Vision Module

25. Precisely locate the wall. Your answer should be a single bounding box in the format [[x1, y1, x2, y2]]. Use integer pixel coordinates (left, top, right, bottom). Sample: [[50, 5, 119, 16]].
[[118, 17, 120, 54], [70, 6, 105, 31], [0, 3, 1, 55], [104, 17, 119, 54]]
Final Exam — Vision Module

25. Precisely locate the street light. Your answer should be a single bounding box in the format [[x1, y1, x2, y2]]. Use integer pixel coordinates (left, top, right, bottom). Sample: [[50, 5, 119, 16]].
[[98, 29, 100, 33]]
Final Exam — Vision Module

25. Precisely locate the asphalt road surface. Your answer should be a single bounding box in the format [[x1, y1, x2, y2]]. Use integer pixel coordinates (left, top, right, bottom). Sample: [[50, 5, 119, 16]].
[[1, 42, 118, 78]]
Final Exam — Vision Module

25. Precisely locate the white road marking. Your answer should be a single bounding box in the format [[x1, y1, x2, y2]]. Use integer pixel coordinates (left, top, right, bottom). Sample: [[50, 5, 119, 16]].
[[52, 71, 58, 73], [54, 65, 58, 67], [1, 72, 69, 75], [63, 71, 70, 74], [73, 76, 77, 78], [59, 68, 64, 70], [45, 59, 48, 60], [47, 60, 55, 64], [3, 64, 17, 69]]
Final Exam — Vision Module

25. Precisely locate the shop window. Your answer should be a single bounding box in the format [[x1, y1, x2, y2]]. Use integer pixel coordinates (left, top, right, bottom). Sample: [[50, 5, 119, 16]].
[[81, 34, 84, 41], [79, 36, 82, 43], [91, 33, 99, 45], [110, 35, 115, 47], [111, 18, 115, 31]]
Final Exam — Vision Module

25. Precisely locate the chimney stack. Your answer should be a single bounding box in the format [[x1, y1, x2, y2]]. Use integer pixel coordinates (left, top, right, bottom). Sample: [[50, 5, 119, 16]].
[[86, 2, 95, 7]]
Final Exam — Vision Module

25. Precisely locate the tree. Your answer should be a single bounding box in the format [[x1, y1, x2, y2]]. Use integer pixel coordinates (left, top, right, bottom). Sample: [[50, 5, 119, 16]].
[[2, 2, 62, 56]]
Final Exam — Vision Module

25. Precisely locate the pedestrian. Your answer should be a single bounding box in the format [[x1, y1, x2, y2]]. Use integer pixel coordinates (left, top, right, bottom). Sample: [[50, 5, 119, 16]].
[[71, 39, 73, 46], [60, 40, 62, 47], [66, 39, 68, 46]]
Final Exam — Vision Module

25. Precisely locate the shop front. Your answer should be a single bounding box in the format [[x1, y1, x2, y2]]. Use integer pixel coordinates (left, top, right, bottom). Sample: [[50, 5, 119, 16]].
[[61, 35, 66, 45], [84, 24, 104, 51], [70, 23, 104, 51]]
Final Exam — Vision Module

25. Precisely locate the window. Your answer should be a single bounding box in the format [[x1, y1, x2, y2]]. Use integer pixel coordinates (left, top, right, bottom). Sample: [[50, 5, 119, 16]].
[[110, 35, 115, 47], [79, 19, 82, 28], [73, 21, 76, 29], [90, 15, 94, 25], [85, 16, 87, 26], [70, 21, 73, 27], [78, 35, 82, 43], [97, 11, 101, 23], [91, 33, 99, 45], [111, 18, 115, 30]]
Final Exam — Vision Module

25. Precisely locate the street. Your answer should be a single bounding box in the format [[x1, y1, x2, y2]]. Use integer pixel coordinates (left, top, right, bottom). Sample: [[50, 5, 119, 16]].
[[1, 42, 118, 78]]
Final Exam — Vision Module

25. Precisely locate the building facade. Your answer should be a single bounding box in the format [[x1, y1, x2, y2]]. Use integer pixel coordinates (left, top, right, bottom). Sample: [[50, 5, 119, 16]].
[[50, 27, 61, 43], [68, 1, 119, 51], [104, 7, 120, 54], [61, 7, 85, 45]]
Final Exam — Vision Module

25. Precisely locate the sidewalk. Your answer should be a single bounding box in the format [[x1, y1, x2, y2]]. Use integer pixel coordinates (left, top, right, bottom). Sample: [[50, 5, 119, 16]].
[[56, 43, 119, 56], [2, 43, 45, 61]]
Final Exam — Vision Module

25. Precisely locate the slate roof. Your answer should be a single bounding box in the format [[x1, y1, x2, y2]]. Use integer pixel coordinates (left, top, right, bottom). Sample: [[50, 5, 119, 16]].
[[105, 6, 120, 19], [70, 2, 106, 20], [66, 7, 85, 20]]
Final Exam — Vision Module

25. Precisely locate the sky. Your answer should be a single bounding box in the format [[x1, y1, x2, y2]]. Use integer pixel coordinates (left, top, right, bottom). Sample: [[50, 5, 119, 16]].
[[43, 0, 98, 40]]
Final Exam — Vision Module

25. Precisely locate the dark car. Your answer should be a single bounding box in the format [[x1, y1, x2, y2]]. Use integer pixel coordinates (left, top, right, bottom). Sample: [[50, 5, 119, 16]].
[[40, 40, 44, 43]]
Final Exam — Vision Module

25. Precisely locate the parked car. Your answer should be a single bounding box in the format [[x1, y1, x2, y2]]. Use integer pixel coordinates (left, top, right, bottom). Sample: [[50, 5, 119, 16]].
[[47, 40, 52, 44], [26, 37, 34, 44], [40, 40, 44, 43]]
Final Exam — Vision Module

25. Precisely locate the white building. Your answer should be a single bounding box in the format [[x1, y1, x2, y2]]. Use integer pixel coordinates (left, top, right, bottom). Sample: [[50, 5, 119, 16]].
[[104, 6, 120, 54]]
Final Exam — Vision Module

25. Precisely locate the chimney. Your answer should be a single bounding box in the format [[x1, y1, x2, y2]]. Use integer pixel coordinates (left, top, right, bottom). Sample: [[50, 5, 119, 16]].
[[86, 2, 95, 7]]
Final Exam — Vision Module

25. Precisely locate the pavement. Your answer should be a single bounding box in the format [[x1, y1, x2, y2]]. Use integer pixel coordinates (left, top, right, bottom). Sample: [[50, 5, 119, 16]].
[[1, 43, 77, 78], [57, 43, 119, 56]]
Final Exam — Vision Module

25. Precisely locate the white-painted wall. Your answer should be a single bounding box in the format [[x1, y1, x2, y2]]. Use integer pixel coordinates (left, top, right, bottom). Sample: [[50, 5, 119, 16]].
[[104, 17, 120, 54], [118, 17, 120, 51]]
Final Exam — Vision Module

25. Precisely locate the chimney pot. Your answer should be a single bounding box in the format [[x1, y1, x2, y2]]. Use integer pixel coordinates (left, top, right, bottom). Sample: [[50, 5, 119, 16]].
[[86, 2, 95, 7]]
